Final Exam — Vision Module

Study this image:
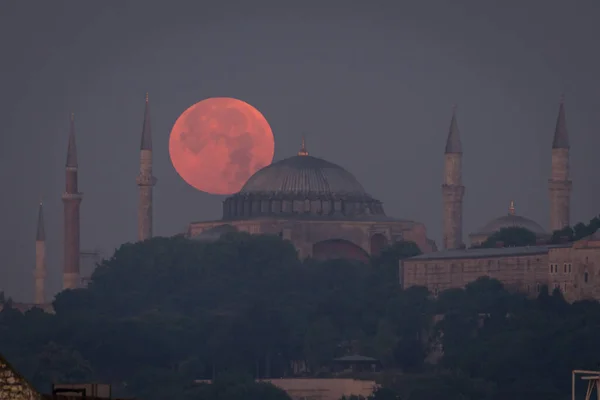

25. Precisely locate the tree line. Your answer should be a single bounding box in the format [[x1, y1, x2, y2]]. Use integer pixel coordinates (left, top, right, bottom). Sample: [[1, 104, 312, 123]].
[[0, 233, 599, 400]]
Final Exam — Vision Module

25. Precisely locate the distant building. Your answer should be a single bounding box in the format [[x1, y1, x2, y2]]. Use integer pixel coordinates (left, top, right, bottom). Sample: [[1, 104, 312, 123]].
[[187, 138, 437, 260], [402, 232, 600, 303]]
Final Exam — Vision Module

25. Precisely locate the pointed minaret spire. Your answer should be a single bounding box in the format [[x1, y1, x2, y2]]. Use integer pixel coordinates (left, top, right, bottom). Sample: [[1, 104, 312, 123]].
[[66, 113, 78, 167], [137, 93, 157, 241], [442, 106, 465, 250], [508, 200, 515, 215], [140, 92, 152, 150], [548, 95, 572, 232], [36, 201, 45, 241], [62, 113, 83, 290], [445, 106, 462, 154], [552, 95, 569, 149], [34, 201, 47, 304], [298, 135, 309, 156]]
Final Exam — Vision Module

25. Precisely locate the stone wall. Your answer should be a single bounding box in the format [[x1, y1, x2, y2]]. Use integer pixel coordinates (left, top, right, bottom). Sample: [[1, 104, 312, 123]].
[[0, 355, 41, 400], [402, 236, 600, 303]]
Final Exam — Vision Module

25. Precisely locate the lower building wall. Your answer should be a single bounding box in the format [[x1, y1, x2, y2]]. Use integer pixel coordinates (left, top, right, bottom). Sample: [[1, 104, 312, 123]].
[[262, 378, 377, 400], [402, 238, 600, 303]]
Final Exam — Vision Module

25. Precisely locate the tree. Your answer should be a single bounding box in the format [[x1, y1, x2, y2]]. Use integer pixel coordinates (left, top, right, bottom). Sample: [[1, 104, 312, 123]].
[[480, 227, 537, 248]]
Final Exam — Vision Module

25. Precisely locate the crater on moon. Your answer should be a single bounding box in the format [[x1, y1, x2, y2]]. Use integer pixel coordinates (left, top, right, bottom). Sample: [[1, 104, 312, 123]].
[[169, 97, 275, 195]]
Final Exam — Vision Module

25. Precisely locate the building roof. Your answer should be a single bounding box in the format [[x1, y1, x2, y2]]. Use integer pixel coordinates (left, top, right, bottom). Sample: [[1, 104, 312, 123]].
[[239, 152, 374, 200], [405, 244, 569, 261], [445, 109, 462, 154], [552, 97, 569, 149]]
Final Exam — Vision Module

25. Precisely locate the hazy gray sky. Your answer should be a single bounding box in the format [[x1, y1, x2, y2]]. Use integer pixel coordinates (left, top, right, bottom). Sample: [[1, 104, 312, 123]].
[[1, 0, 600, 301]]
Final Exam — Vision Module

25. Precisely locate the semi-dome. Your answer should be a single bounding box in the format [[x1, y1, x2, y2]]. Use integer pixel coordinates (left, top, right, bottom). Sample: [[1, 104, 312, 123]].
[[471, 201, 546, 238], [222, 140, 386, 220]]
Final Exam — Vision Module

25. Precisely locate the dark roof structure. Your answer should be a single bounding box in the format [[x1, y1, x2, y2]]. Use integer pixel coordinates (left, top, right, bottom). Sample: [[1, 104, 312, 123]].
[[406, 244, 570, 261]]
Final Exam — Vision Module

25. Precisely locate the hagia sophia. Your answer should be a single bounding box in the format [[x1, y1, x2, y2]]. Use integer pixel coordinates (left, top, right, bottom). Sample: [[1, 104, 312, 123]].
[[18, 95, 600, 313]]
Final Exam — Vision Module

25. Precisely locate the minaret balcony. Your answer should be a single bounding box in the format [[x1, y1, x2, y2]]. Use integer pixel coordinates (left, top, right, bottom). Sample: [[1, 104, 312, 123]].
[[136, 175, 157, 186], [61, 192, 83, 200]]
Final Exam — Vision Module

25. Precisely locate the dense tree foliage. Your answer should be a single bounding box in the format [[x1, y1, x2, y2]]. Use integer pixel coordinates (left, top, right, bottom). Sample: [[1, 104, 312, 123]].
[[0, 233, 599, 400], [550, 215, 600, 243], [477, 227, 538, 248]]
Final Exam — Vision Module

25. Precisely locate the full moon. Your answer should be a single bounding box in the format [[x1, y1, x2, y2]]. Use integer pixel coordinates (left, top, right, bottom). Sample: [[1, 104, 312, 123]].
[[169, 97, 275, 195]]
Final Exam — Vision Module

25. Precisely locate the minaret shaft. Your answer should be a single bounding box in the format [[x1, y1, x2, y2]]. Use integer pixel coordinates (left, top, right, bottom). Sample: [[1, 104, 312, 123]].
[[442, 110, 465, 250], [548, 99, 571, 232], [34, 203, 46, 304], [137, 94, 156, 241], [62, 114, 82, 290]]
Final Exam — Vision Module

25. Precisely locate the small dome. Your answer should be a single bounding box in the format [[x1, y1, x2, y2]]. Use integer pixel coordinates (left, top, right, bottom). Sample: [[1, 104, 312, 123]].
[[240, 154, 372, 199], [473, 201, 546, 236]]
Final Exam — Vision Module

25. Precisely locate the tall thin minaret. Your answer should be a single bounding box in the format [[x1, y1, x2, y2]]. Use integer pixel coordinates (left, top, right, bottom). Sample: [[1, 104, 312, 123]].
[[34, 201, 46, 304], [442, 108, 465, 250], [136, 93, 157, 241], [548, 96, 572, 232], [62, 113, 82, 290]]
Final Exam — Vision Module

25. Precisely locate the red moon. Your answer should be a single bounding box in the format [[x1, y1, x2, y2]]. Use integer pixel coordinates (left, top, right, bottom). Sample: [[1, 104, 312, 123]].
[[169, 97, 275, 195]]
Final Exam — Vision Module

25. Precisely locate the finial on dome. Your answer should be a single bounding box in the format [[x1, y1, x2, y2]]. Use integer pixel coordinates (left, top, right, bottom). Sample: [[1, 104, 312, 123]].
[[509, 200, 515, 215], [298, 135, 308, 156]]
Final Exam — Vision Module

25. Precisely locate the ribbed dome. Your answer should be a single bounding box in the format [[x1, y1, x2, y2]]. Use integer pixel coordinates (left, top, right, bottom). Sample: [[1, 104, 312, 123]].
[[474, 213, 546, 235], [240, 155, 372, 198]]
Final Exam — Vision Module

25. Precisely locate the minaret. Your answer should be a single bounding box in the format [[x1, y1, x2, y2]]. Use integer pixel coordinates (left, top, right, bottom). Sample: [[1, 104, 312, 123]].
[[508, 200, 516, 216], [62, 113, 82, 290], [442, 108, 465, 250], [548, 96, 572, 232], [136, 93, 157, 241], [34, 201, 46, 304]]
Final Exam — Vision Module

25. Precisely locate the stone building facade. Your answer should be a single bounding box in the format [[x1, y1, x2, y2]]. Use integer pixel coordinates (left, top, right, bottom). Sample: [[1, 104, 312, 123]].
[[401, 245, 565, 297], [402, 232, 600, 303], [187, 142, 436, 260], [401, 98, 597, 302]]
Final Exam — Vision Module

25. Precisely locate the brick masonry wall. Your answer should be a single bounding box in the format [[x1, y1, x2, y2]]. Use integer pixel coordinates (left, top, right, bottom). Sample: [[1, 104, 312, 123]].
[[0, 356, 41, 400]]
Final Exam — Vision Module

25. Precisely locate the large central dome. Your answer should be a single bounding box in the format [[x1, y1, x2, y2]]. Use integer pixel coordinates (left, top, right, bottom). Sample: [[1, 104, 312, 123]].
[[240, 155, 371, 198], [221, 143, 386, 220]]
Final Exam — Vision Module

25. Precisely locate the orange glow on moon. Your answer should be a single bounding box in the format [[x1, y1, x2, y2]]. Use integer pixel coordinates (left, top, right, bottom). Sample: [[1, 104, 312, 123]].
[[169, 97, 275, 195]]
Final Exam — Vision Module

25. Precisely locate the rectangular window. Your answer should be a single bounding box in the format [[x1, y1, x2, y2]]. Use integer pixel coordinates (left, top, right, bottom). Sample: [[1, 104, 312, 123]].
[[568, 264, 572, 273], [549, 264, 553, 273], [564, 283, 567, 293], [564, 263, 567, 273]]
